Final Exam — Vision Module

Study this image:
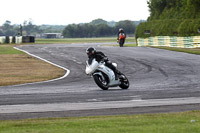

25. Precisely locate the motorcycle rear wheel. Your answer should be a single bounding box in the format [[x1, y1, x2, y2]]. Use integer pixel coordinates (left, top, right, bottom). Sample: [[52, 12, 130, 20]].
[[93, 75, 109, 90]]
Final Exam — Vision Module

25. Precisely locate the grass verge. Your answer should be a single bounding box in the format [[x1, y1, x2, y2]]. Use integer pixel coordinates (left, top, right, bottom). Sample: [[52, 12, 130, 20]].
[[0, 111, 200, 133], [35, 37, 136, 44], [0, 45, 65, 86], [103, 43, 137, 47], [152, 46, 200, 55], [124, 43, 137, 47], [0, 45, 24, 54]]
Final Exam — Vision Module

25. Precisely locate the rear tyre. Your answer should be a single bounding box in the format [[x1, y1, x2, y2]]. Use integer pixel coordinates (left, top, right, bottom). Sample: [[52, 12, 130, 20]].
[[119, 75, 129, 89], [93, 74, 109, 90]]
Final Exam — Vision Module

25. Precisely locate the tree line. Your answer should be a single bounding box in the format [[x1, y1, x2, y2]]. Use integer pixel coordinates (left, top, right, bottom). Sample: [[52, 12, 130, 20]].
[[0, 20, 65, 36], [147, 0, 200, 20], [0, 20, 42, 36], [0, 19, 140, 37], [135, 0, 200, 38], [62, 19, 136, 38]]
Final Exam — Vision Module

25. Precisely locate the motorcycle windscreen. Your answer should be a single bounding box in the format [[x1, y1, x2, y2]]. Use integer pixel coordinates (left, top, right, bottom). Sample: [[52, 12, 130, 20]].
[[85, 59, 99, 75]]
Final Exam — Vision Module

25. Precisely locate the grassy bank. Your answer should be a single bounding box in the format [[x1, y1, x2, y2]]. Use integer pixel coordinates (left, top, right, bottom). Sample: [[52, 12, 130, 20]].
[[0, 111, 200, 133], [0, 45, 65, 86]]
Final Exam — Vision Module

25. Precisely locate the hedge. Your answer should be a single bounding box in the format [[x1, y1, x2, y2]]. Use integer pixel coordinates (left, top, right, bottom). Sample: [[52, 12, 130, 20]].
[[135, 19, 200, 39]]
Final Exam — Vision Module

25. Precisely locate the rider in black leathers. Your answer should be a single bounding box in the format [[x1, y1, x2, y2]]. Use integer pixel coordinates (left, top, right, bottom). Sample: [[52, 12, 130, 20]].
[[117, 28, 126, 42], [86, 47, 121, 79]]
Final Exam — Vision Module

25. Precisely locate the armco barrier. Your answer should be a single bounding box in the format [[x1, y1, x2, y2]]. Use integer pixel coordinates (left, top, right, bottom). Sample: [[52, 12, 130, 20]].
[[137, 36, 200, 48]]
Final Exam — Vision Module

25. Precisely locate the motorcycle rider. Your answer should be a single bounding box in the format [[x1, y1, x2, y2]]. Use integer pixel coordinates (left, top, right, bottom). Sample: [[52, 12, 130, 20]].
[[117, 28, 126, 43], [86, 47, 122, 79]]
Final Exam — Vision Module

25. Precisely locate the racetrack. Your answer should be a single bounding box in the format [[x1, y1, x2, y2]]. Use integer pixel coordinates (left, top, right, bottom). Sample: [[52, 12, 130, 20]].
[[1, 43, 200, 120]]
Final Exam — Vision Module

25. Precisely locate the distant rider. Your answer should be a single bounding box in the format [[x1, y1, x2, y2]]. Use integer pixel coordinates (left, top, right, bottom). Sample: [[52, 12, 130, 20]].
[[86, 47, 122, 79], [117, 28, 126, 41]]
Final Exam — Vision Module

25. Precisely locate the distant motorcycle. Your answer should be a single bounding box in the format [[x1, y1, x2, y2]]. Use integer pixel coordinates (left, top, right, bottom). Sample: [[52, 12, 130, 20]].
[[118, 33, 126, 47], [85, 59, 129, 90]]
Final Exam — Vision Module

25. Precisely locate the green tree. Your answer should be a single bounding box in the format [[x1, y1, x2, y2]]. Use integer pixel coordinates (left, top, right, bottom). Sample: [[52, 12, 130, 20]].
[[95, 24, 112, 37], [23, 19, 41, 35], [2, 20, 17, 36], [136, 0, 200, 38], [114, 20, 136, 34], [90, 19, 107, 25], [0, 30, 4, 36], [62, 19, 137, 38]]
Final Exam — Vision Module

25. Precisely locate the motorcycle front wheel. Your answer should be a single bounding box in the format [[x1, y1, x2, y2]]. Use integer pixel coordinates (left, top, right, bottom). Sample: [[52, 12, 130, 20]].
[[119, 75, 129, 89], [93, 75, 109, 90], [119, 39, 125, 47]]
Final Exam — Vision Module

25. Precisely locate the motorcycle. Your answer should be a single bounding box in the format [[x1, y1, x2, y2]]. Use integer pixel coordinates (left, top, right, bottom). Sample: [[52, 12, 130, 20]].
[[85, 59, 129, 90], [118, 33, 126, 47]]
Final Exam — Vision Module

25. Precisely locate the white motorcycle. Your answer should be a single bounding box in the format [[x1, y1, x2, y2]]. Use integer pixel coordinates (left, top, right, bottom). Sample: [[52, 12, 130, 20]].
[[85, 59, 129, 90]]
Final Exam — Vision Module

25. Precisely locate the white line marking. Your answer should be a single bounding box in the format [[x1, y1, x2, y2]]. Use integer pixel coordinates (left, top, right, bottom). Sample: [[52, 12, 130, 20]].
[[13, 47, 70, 86]]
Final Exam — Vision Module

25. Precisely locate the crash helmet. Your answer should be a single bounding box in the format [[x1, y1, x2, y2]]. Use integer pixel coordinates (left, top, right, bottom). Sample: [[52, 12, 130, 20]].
[[119, 28, 124, 32], [86, 47, 96, 57]]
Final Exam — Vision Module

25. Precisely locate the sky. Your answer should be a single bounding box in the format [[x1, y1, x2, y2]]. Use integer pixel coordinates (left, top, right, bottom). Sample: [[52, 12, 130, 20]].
[[0, 0, 150, 25]]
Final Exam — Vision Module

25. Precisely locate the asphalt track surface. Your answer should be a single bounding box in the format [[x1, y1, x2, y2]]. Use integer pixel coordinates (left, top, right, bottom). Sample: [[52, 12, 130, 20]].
[[1, 43, 200, 120]]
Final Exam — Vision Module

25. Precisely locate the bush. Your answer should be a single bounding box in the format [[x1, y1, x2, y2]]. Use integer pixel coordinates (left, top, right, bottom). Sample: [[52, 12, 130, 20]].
[[137, 0, 200, 39], [135, 19, 200, 39]]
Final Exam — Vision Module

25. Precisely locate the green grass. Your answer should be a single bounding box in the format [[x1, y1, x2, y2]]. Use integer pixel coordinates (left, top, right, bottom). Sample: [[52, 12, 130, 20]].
[[35, 37, 136, 44], [152, 46, 200, 55], [124, 43, 137, 47], [0, 45, 24, 54], [0, 111, 200, 133], [0, 45, 65, 86], [103, 43, 137, 47]]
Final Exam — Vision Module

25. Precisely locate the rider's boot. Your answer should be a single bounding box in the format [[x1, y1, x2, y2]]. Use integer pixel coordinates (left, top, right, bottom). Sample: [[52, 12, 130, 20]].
[[114, 69, 123, 80]]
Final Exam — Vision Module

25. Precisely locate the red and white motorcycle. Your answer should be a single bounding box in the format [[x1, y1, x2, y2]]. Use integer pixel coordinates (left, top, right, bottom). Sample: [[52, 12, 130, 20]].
[[118, 33, 126, 47]]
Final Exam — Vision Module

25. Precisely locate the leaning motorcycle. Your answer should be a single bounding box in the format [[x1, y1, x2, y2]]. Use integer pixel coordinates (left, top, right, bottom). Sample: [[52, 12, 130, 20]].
[[85, 59, 129, 90], [118, 33, 126, 47]]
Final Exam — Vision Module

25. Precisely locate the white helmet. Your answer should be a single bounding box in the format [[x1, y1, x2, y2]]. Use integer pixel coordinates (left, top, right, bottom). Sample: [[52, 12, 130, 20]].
[[119, 28, 123, 32]]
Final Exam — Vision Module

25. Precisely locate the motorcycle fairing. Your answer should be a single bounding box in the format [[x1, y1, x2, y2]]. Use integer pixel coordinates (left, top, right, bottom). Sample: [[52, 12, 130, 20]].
[[95, 64, 121, 87]]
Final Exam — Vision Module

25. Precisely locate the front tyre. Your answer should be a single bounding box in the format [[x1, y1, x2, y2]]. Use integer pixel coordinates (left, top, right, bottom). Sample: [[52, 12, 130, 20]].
[[119, 39, 125, 47], [93, 74, 109, 90], [119, 75, 129, 89]]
